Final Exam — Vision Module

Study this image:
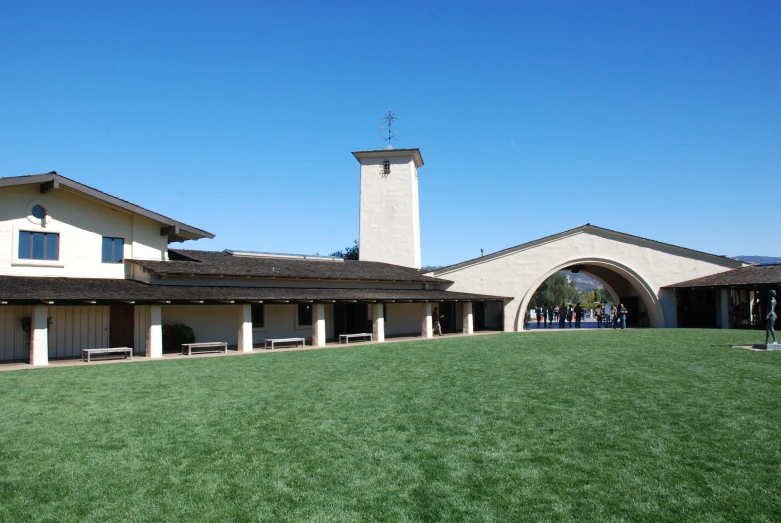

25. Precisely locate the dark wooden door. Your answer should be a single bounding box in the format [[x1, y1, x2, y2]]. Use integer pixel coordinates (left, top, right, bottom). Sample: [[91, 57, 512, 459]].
[[110, 305, 135, 349]]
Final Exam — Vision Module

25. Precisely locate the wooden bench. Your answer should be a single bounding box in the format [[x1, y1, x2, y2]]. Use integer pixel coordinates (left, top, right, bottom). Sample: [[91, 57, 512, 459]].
[[264, 337, 306, 350], [181, 342, 228, 356], [339, 333, 372, 344], [82, 347, 132, 363]]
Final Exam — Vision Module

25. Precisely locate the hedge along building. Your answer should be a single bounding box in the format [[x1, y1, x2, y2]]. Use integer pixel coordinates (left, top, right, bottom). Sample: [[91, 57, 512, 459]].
[[0, 153, 505, 365]]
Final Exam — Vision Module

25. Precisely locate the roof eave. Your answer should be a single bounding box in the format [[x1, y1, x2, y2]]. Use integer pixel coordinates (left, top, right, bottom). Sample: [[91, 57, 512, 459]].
[[352, 148, 424, 168], [0, 173, 215, 241], [433, 224, 744, 276]]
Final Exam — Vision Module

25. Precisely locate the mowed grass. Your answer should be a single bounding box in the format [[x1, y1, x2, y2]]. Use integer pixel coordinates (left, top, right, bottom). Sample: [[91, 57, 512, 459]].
[[1, 330, 780, 522]]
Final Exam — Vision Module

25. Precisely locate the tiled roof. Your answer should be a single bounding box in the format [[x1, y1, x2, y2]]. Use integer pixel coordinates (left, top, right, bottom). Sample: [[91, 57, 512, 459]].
[[0, 276, 506, 303], [132, 250, 450, 283], [664, 265, 781, 288]]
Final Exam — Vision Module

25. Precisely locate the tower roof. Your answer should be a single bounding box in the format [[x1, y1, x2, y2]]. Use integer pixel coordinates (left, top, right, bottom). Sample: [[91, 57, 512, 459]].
[[352, 148, 424, 167]]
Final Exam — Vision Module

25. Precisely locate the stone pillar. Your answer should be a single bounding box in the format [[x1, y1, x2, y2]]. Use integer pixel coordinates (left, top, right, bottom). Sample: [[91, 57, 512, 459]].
[[237, 303, 253, 352], [720, 289, 731, 330], [421, 303, 433, 338], [29, 305, 49, 366], [462, 301, 474, 334], [146, 305, 163, 358], [312, 303, 326, 347], [372, 303, 385, 343]]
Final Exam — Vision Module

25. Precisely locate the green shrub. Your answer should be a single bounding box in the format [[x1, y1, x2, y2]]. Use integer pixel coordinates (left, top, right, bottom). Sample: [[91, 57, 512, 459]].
[[162, 323, 196, 353]]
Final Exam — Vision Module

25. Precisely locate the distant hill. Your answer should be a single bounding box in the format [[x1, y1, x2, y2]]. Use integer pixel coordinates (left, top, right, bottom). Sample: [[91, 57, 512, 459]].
[[563, 272, 601, 291], [731, 256, 781, 264]]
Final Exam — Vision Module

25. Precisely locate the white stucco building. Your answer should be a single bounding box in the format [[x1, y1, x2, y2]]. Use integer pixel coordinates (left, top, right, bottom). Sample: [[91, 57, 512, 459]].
[[0, 146, 758, 366]]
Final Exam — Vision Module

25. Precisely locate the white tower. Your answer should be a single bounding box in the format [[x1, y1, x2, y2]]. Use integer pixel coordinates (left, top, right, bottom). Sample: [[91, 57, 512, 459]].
[[353, 147, 424, 269]]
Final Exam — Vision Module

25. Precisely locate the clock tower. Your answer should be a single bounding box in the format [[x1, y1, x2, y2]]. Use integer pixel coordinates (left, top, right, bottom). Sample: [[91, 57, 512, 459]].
[[352, 147, 424, 269]]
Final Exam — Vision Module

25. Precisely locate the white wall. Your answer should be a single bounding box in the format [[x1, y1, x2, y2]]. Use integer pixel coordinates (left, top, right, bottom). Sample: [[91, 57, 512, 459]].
[[48, 306, 110, 358], [0, 184, 167, 278], [358, 155, 421, 269], [433, 230, 740, 331], [161, 304, 334, 347], [0, 306, 31, 361], [163, 305, 240, 345], [385, 303, 423, 336]]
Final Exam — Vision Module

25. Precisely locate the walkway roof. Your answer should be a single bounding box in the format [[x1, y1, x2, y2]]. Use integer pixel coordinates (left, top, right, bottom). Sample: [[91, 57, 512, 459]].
[[135, 249, 449, 283], [664, 264, 781, 289], [0, 276, 507, 305]]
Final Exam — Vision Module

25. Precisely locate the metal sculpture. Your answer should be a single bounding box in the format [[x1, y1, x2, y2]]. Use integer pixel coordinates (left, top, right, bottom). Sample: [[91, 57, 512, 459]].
[[765, 290, 777, 345], [380, 110, 398, 146]]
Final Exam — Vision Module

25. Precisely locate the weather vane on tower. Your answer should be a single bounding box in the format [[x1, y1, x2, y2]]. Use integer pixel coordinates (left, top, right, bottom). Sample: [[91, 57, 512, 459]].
[[380, 110, 398, 148]]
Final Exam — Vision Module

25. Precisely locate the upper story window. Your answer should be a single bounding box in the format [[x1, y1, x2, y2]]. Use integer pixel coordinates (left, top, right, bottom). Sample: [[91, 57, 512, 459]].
[[102, 237, 124, 263], [19, 231, 59, 260], [251, 304, 265, 329], [382, 159, 391, 175], [31, 205, 46, 220]]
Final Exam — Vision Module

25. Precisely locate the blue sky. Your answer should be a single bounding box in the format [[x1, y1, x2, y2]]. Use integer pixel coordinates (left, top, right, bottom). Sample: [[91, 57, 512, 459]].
[[1, 1, 779, 265]]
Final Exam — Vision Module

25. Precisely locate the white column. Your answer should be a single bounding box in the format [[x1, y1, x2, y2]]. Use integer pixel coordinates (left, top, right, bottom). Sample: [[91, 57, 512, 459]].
[[237, 303, 253, 352], [720, 289, 731, 329], [30, 305, 49, 366], [146, 304, 163, 358], [372, 303, 385, 343], [462, 301, 474, 334], [421, 303, 433, 338], [312, 303, 326, 347]]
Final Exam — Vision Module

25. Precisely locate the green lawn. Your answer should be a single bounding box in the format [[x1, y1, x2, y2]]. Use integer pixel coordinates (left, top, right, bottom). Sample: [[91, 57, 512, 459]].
[[1, 330, 780, 522]]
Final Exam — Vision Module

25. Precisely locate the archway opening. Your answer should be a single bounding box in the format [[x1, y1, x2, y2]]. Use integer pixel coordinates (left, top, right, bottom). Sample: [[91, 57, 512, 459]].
[[517, 259, 663, 331]]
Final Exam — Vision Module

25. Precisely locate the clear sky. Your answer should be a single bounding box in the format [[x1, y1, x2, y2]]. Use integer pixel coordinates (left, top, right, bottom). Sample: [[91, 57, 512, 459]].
[[1, 1, 779, 265]]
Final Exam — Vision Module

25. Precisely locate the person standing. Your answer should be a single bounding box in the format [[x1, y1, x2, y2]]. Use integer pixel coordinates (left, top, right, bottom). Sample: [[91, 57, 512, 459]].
[[433, 306, 444, 336], [567, 305, 573, 328], [619, 303, 628, 329], [612, 307, 618, 330], [574, 303, 582, 328], [554, 305, 559, 323], [596, 305, 603, 328], [753, 297, 762, 328], [547, 305, 554, 328], [536, 305, 543, 328], [559, 303, 566, 328], [605, 303, 612, 328], [542, 304, 548, 328]]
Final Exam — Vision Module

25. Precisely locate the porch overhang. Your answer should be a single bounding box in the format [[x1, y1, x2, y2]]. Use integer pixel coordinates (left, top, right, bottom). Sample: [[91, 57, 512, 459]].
[[0, 276, 508, 306]]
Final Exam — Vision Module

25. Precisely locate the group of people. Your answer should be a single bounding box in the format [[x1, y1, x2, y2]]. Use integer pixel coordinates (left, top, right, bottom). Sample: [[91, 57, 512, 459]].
[[527, 302, 629, 330]]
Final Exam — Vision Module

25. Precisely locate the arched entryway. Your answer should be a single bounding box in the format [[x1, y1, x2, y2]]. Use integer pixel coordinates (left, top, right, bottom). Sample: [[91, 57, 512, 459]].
[[515, 258, 664, 331], [430, 225, 744, 333]]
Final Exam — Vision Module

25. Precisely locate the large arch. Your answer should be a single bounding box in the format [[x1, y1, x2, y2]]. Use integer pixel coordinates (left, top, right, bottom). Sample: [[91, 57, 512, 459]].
[[430, 225, 744, 332], [515, 257, 664, 331]]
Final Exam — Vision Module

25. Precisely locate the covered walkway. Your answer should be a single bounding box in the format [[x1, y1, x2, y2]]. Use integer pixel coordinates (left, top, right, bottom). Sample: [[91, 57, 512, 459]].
[[0, 329, 504, 372]]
